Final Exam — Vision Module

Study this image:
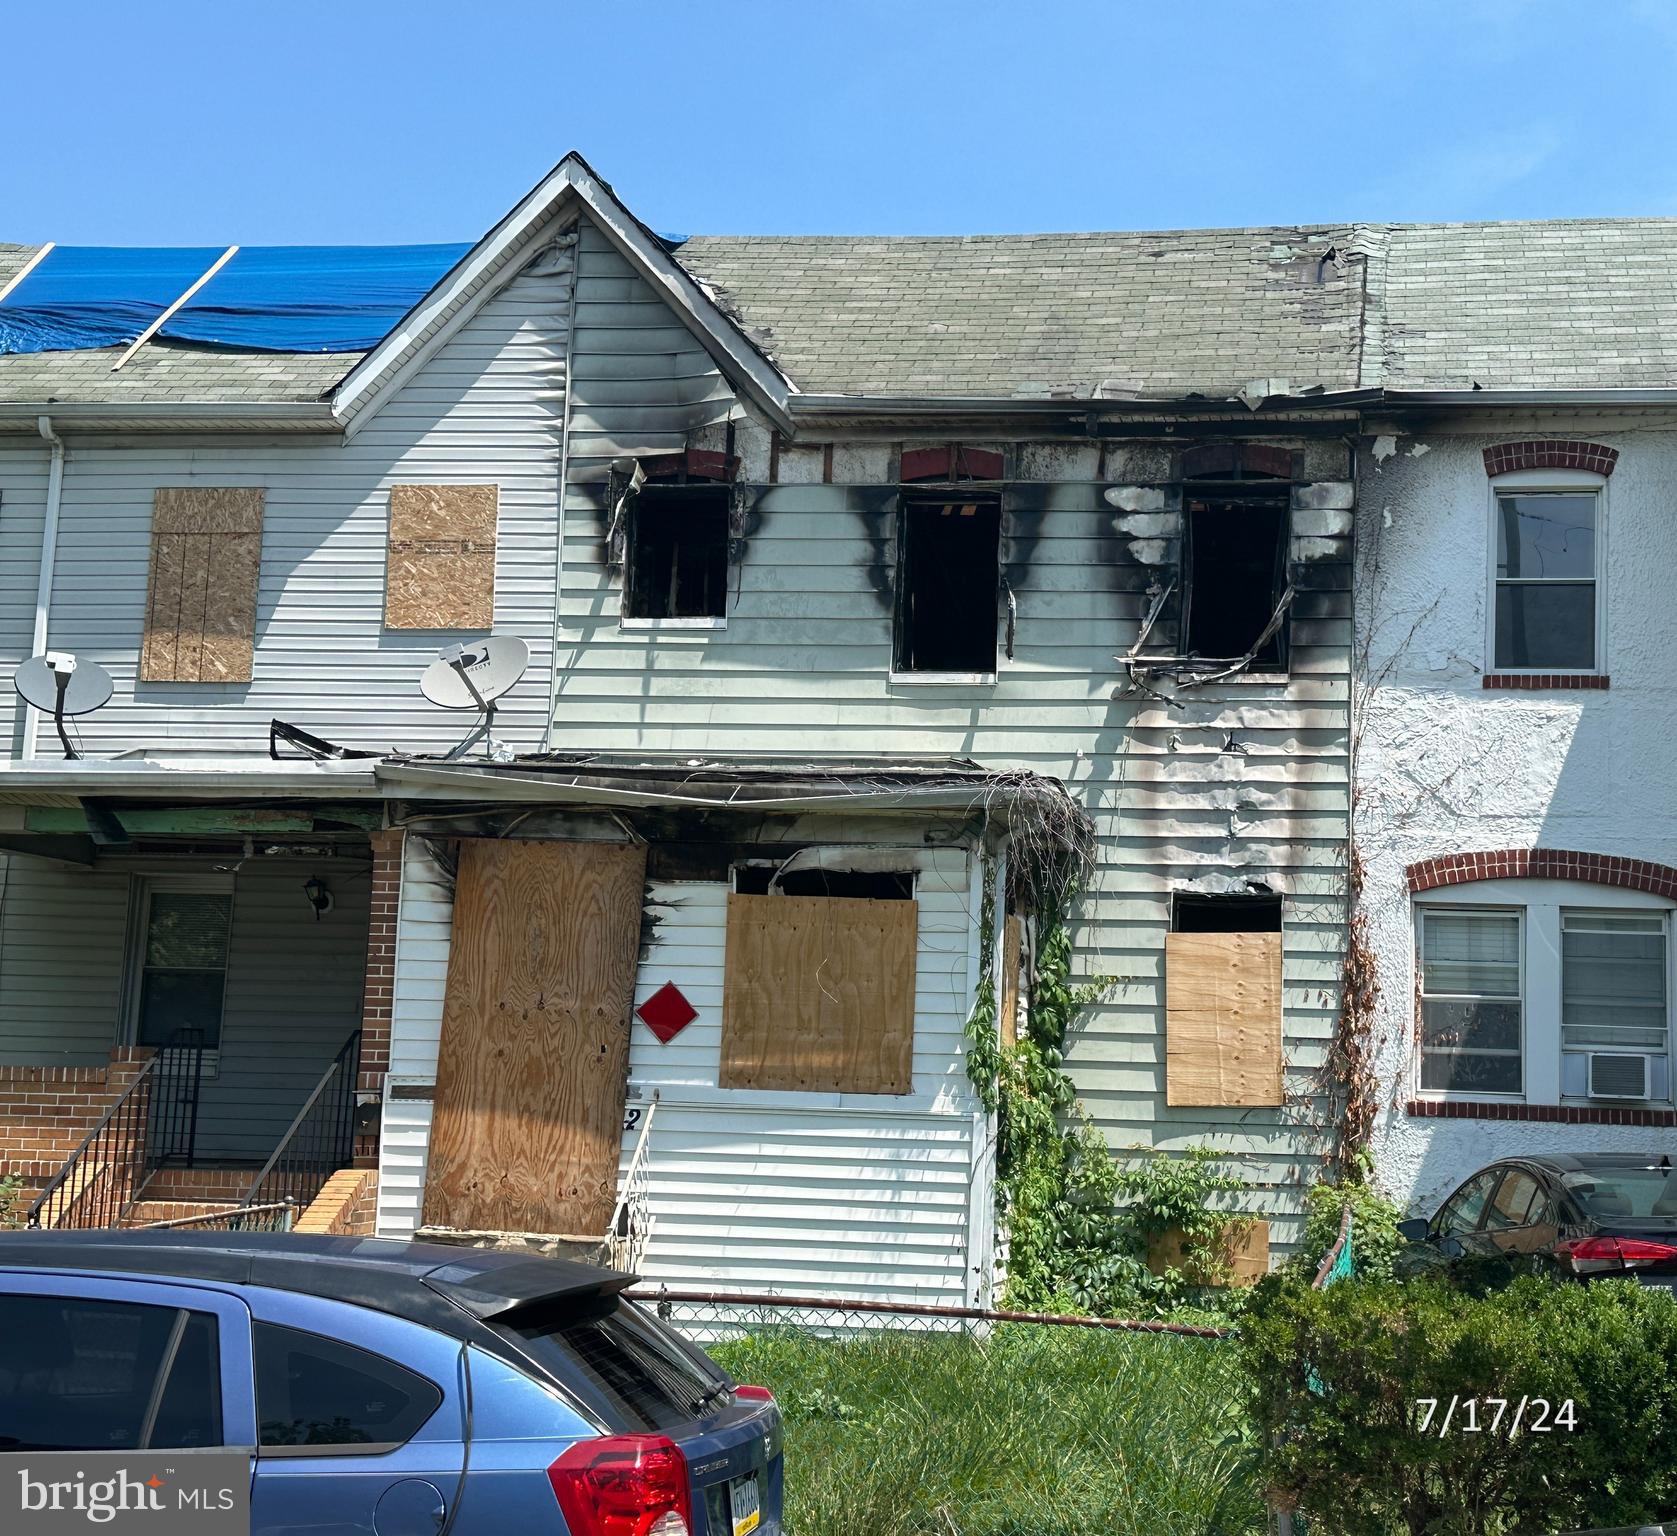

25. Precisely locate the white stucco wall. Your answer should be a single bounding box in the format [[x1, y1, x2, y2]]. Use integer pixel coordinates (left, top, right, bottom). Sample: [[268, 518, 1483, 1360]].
[[1355, 425, 1677, 1216]]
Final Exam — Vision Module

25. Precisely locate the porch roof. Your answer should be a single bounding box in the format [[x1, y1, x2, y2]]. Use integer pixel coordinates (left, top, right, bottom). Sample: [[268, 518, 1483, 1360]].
[[376, 753, 1065, 819], [0, 756, 381, 806]]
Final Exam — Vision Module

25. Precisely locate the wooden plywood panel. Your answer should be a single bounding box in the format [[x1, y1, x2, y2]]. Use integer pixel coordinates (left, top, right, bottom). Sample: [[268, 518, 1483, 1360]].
[[424, 839, 647, 1236], [385, 484, 498, 630], [140, 489, 263, 683], [999, 914, 1025, 1042], [1148, 1219, 1271, 1287], [721, 893, 916, 1095], [1165, 931, 1282, 1107]]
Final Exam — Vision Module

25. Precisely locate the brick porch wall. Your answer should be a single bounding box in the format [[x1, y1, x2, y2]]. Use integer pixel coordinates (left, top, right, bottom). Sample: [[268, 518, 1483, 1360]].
[[355, 827, 403, 1165], [0, 1048, 153, 1187]]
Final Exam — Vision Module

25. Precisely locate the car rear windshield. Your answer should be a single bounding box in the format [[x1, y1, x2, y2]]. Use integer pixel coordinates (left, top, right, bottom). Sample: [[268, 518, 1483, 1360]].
[[499, 1294, 723, 1432], [1561, 1165, 1677, 1223]]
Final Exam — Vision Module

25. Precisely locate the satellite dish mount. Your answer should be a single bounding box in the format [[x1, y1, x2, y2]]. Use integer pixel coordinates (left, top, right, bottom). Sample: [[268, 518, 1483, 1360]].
[[13, 651, 115, 761], [419, 638, 530, 761]]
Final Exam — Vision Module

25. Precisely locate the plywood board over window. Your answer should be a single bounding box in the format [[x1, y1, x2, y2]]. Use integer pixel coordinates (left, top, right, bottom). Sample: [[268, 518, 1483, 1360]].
[[424, 839, 647, 1236], [385, 484, 498, 630], [140, 488, 264, 683], [722, 893, 917, 1095], [1165, 931, 1283, 1106]]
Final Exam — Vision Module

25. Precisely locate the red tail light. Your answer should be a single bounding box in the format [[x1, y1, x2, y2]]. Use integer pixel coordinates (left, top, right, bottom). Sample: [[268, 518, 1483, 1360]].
[[548, 1435, 692, 1536], [1558, 1235, 1677, 1270], [733, 1385, 775, 1405]]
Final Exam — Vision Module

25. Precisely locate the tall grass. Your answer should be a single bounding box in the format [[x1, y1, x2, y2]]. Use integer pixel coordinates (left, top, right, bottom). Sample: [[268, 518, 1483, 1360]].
[[709, 1322, 1263, 1536]]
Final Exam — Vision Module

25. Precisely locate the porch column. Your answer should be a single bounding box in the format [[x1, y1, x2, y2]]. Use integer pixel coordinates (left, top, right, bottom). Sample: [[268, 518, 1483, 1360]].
[[355, 826, 403, 1166]]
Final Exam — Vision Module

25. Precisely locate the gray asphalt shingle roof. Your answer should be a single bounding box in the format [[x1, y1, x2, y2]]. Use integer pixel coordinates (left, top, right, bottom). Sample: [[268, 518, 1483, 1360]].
[[677, 226, 1368, 400], [6, 218, 1677, 406]]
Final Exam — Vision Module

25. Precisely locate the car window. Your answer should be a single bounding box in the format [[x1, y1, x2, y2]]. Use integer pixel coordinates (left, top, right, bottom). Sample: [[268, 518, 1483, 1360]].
[[1438, 1170, 1501, 1234], [1561, 1165, 1677, 1223], [0, 1295, 221, 1453], [500, 1294, 723, 1433], [1483, 1171, 1546, 1230], [254, 1322, 441, 1450]]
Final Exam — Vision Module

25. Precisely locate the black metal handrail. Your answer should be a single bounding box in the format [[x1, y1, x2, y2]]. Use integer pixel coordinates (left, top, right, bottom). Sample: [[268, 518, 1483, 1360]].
[[27, 1058, 157, 1230], [147, 1028, 206, 1171], [239, 1030, 361, 1228]]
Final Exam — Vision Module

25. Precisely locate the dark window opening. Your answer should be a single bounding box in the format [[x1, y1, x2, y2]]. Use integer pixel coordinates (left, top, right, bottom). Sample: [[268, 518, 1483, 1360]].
[[895, 493, 1001, 673], [734, 866, 915, 900], [1183, 486, 1290, 667], [624, 486, 729, 620], [1173, 892, 1283, 933]]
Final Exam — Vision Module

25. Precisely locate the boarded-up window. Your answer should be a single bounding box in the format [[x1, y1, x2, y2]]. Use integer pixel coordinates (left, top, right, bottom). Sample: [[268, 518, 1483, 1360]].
[[384, 484, 497, 630], [140, 488, 264, 683], [721, 893, 916, 1095], [1164, 931, 1283, 1106]]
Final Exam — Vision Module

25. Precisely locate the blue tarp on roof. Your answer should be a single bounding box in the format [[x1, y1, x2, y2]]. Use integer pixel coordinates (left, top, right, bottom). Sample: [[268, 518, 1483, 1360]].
[[0, 243, 471, 355]]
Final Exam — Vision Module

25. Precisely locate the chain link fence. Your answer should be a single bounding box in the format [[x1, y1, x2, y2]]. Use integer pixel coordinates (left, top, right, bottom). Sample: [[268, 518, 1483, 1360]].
[[629, 1289, 1263, 1536]]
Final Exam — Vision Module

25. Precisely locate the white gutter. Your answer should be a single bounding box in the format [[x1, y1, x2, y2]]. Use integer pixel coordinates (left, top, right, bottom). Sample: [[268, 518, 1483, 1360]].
[[23, 415, 65, 759]]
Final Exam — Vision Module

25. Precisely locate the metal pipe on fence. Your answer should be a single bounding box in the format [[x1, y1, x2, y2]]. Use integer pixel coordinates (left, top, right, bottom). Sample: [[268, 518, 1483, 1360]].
[[622, 1288, 1231, 1339]]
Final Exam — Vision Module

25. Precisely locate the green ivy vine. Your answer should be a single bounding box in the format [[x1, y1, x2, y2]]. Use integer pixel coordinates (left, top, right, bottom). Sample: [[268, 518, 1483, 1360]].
[[967, 855, 1250, 1319]]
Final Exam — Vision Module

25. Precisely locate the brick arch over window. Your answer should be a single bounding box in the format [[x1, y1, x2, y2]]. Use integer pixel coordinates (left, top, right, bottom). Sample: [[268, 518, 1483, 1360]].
[[1482, 441, 1619, 478], [1407, 849, 1677, 898]]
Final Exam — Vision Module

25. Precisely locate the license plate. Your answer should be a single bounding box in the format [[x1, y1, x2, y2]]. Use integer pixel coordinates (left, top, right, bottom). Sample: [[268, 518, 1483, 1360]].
[[729, 1471, 761, 1536]]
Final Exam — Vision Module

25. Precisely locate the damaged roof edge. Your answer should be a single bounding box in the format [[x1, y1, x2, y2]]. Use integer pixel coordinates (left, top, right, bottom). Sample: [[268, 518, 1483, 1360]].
[[787, 388, 1384, 418]]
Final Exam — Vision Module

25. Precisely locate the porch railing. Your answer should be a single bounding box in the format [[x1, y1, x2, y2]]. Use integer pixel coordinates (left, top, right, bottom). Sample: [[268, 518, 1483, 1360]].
[[147, 1028, 206, 1170], [237, 1030, 361, 1229], [27, 1057, 158, 1230], [606, 1093, 658, 1272], [141, 1198, 298, 1233]]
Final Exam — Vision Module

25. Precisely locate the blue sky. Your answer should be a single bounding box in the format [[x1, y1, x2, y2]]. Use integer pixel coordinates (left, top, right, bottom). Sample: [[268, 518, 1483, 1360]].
[[8, 1, 1677, 245]]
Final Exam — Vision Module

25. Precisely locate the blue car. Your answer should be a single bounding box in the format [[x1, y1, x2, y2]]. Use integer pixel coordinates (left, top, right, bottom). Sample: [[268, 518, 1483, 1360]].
[[0, 1230, 782, 1536]]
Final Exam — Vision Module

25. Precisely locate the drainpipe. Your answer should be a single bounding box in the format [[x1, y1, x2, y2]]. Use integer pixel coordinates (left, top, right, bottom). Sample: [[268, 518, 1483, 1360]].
[[23, 414, 65, 760]]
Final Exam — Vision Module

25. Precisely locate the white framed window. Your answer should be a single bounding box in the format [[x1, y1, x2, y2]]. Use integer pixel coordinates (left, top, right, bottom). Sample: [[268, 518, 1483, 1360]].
[[126, 876, 233, 1053], [1417, 907, 1524, 1096], [1487, 469, 1603, 673], [1413, 880, 1675, 1105], [1560, 910, 1671, 1100]]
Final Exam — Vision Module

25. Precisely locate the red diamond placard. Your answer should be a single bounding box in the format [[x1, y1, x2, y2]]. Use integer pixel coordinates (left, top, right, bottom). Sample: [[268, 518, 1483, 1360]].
[[636, 981, 698, 1043]]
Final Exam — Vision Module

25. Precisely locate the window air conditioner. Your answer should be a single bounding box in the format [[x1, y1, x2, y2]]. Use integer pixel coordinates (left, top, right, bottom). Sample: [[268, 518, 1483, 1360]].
[[1587, 1052, 1651, 1101]]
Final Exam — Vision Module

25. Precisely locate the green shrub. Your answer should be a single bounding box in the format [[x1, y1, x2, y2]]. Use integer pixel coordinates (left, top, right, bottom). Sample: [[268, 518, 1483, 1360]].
[[1240, 1270, 1677, 1534], [1297, 1177, 1403, 1284], [0, 1174, 23, 1230]]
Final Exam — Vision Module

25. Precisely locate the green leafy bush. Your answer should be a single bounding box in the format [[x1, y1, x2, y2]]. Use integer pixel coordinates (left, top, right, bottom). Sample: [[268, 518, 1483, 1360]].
[[0, 1174, 23, 1230], [1298, 1176, 1404, 1284], [1241, 1270, 1677, 1534]]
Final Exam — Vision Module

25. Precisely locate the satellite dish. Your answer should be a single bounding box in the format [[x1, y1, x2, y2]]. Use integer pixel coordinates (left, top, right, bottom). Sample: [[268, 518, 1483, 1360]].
[[14, 652, 113, 760], [419, 636, 529, 760]]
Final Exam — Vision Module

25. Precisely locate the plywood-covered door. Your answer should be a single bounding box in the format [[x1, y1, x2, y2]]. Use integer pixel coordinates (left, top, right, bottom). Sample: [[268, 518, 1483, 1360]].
[[423, 839, 646, 1236]]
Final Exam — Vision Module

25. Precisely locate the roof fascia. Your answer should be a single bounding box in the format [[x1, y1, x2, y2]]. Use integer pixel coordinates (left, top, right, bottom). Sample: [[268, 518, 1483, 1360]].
[[0, 401, 339, 431], [331, 153, 794, 438]]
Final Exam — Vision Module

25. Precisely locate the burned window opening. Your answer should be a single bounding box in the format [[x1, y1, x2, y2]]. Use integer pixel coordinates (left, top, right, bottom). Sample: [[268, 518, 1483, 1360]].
[[1173, 892, 1283, 933], [624, 485, 730, 620], [734, 865, 915, 901], [895, 492, 1001, 674], [1183, 485, 1290, 668]]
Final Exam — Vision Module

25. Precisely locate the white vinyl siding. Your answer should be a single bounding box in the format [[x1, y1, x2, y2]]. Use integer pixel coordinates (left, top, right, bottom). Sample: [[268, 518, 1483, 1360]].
[[2, 236, 574, 757], [556, 225, 1352, 1251], [378, 848, 984, 1303]]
